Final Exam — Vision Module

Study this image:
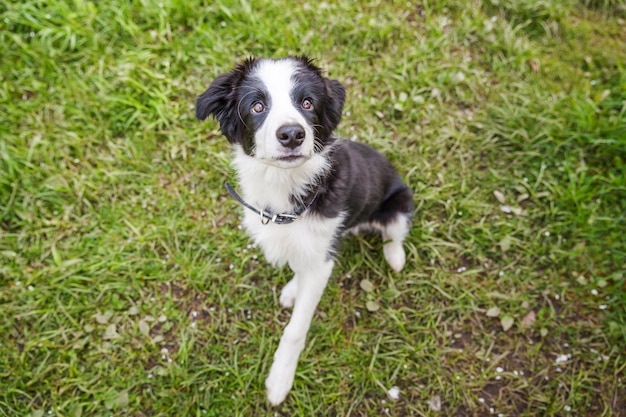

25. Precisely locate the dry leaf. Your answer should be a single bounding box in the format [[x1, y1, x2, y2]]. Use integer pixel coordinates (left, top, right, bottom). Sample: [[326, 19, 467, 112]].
[[95, 312, 111, 324], [103, 324, 119, 340], [510, 206, 525, 216], [499, 237, 511, 253], [493, 190, 506, 204], [500, 315, 514, 331], [72, 337, 89, 350], [486, 307, 501, 317], [360, 279, 374, 292], [366, 300, 380, 312], [138, 320, 150, 337], [116, 390, 129, 408], [521, 310, 536, 329]]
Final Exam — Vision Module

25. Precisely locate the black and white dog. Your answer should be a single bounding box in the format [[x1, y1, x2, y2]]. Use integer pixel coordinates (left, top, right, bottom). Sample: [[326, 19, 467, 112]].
[[196, 56, 413, 405]]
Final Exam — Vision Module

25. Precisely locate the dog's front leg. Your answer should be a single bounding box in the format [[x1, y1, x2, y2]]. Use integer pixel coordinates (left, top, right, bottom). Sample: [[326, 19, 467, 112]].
[[279, 276, 298, 308], [265, 259, 334, 405]]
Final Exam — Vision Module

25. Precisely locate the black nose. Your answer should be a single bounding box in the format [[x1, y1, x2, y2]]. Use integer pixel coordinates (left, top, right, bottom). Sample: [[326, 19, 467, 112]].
[[276, 124, 305, 149]]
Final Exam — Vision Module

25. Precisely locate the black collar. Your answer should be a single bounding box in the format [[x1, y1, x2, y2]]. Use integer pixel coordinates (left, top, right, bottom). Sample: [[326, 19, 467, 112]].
[[225, 182, 319, 225]]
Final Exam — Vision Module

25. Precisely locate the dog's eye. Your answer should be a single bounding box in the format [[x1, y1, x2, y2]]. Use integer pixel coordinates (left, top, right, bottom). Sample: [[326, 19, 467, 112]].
[[251, 102, 266, 114], [302, 98, 313, 110]]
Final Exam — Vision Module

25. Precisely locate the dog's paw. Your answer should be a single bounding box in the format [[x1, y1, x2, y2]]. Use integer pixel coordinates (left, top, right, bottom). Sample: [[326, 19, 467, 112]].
[[265, 365, 295, 406], [279, 278, 298, 308], [383, 242, 406, 272]]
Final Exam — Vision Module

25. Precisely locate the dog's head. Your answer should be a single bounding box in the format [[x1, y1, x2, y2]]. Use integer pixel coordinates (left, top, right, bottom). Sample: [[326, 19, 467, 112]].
[[196, 56, 345, 168]]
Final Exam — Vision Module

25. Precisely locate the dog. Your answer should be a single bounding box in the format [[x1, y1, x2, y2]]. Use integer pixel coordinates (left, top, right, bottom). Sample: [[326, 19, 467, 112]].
[[196, 56, 413, 405]]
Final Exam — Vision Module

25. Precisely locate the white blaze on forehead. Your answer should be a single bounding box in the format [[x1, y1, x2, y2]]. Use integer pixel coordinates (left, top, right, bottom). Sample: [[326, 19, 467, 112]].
[[254, 58, 298, 104]]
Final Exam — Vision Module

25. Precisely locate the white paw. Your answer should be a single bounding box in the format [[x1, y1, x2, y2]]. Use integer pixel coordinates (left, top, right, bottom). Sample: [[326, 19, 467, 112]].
[[279, 278, 298, 308], [384, 242, 406, 272], [265, 363, 295, 406]]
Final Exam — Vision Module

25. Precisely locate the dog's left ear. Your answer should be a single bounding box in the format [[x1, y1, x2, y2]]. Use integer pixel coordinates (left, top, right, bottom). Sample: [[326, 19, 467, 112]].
[[323, 78, 346, 132]]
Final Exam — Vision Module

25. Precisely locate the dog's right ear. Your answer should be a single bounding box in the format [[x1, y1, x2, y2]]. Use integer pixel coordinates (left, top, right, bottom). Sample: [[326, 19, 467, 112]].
[[196, 73, 235, 122], [196, 72, 244, 143], [196, 58, 257, 143]]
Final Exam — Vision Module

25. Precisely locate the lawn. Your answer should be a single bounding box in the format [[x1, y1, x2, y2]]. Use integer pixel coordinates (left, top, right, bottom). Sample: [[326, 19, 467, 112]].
[[1, 0, 625, 416]]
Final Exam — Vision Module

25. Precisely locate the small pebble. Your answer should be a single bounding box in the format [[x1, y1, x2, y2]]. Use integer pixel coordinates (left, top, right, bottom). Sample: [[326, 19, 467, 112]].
[[387, 386, 400, 401]]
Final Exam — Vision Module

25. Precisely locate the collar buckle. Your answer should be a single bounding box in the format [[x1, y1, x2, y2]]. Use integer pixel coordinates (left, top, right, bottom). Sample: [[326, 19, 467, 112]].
[[225, 182, 317, 226], [260, 209, 271, 225]]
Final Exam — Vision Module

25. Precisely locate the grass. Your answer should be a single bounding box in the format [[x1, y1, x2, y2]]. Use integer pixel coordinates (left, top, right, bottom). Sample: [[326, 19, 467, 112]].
[[1, 0, 625, 415]]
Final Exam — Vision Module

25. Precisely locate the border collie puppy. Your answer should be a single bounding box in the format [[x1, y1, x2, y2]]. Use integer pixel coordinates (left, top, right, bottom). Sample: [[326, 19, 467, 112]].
[[196, 56, 413, 405]]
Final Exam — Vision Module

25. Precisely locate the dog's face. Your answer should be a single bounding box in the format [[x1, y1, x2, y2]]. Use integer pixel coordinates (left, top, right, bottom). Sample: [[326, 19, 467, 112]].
[[196, 56, 346, 168]]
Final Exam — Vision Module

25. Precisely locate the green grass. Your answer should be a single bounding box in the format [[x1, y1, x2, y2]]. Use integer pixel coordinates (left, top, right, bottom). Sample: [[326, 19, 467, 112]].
[[1, 0, 625, 415]]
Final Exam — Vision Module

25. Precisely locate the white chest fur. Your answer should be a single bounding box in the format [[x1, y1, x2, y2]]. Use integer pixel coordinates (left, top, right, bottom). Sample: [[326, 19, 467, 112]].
[[232, 146, 341, 269], [243, 211, 344, 269]]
